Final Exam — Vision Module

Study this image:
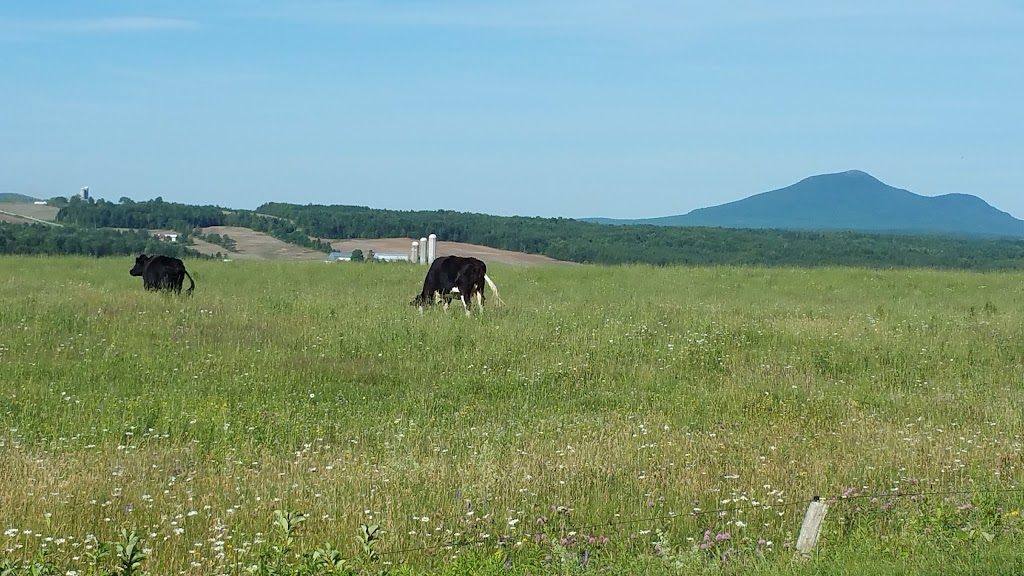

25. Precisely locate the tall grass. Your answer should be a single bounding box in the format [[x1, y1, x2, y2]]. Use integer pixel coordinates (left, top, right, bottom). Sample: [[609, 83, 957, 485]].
[[1, 256, 1022, 574]]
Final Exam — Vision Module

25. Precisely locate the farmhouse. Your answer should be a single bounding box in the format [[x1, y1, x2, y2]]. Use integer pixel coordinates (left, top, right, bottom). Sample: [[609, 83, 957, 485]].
[[154, 232, 179, 243]]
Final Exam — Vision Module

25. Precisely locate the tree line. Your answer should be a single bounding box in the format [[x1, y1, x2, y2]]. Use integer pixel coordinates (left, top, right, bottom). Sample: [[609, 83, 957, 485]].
[[0, 222, 207, 258], [55, 197, 333, 254], [255, 203, 1024, 271]]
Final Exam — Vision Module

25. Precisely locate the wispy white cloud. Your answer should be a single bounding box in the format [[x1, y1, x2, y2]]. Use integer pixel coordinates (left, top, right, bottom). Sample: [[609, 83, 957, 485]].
[[0, 16, 197, 39]]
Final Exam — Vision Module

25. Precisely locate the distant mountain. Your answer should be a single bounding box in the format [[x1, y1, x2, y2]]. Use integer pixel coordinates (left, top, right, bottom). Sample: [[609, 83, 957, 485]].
[[583, 170, 1024, 238], [0, 192, 40, 203]]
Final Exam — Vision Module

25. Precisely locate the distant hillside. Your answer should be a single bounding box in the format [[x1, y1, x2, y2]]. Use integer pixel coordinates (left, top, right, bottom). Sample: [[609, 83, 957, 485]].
[[584, 170, 1024, 238], [0, 192, 39, 203], [8, 191, 1024, 271]]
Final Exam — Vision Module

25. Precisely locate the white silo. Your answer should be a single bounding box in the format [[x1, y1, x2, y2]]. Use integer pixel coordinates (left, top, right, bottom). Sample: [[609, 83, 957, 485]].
[[411, 241, 419, 263], [419, 237, 428, 264], [427, 233, 437, 264]]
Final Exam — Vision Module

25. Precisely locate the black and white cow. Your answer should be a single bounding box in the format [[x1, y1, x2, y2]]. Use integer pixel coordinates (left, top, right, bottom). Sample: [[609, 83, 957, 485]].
[[411, 255, 503, 316], [129, 254, 195, 296]]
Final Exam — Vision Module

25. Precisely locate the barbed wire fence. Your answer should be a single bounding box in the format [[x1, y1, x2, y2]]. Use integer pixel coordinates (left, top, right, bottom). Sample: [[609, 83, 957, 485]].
[[377, 485, 1023, 559]]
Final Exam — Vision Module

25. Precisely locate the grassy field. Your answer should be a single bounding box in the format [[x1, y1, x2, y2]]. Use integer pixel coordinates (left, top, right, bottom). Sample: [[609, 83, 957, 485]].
[[1, 256, 1023, 575]]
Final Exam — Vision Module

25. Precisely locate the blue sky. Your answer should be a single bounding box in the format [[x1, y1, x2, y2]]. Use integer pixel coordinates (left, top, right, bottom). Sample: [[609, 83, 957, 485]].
[[2, 1, 1022, 219]]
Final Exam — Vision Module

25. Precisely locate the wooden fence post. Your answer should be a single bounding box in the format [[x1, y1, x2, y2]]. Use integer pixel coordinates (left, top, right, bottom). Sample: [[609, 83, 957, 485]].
[[796, 496, 829, 555]]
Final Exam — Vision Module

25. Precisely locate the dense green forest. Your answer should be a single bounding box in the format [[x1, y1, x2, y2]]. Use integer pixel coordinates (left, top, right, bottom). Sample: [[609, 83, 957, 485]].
[[55, 197, 333, 253], [0, 222, 207, 258], [257, 203, 1024, 271]]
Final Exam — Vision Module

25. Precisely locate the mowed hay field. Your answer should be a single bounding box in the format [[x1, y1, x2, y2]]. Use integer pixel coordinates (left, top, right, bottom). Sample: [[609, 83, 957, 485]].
[[0, 203, 60, 222], [2, 256, 1024, 575]]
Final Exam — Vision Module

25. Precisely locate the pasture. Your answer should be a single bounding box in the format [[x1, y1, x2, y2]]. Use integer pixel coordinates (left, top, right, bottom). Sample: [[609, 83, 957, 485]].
[[1, 256, 1023, 575]]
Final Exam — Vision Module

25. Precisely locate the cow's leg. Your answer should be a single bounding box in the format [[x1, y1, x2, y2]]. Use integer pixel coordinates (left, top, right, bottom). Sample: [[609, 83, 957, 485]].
[[474, 288, 484, 312], [457, 282, 473, 317], [435, 288, 453, 312]]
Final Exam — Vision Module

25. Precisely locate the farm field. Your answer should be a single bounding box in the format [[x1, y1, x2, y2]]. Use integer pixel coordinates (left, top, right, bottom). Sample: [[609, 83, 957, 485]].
[[199, 226, 326, 260], [1, 257, 1023, 574], [0, 202, 60, 223]]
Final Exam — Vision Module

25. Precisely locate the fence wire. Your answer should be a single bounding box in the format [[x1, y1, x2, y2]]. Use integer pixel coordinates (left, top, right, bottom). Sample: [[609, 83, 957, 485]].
[[378, 485, 1023, 557]]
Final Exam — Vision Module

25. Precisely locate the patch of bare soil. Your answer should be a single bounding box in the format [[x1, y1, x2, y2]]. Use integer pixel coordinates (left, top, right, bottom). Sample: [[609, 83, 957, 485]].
[[325, 237, 573, 266], [200, 226, 325, 260]]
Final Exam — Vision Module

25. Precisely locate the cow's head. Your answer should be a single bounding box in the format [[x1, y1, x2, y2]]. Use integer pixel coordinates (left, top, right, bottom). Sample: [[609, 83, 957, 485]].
[[129, 254, 151, 276]]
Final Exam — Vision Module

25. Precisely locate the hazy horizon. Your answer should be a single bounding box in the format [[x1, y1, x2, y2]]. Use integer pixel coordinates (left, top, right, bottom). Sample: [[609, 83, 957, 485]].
[[2, 1, 1022, 219]]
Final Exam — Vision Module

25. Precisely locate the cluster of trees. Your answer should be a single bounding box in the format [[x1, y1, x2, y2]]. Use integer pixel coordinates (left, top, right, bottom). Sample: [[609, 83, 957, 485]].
[[256, 203, 1024, 271], [196, 232, 237, 252], [55, 197, 333, 254], [349, 249, 384, 262], [57, 196, 225, 230], [0, 222, 205, 258]]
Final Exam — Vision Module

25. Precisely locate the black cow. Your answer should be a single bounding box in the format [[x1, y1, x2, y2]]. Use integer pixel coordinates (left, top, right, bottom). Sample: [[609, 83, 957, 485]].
[[129, 254, 195, 296], [411, 255, 503, 316]]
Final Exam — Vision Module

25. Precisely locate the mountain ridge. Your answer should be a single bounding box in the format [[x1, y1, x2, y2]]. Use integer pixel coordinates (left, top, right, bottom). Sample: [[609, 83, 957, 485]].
[[582, 170, 1024, 238]]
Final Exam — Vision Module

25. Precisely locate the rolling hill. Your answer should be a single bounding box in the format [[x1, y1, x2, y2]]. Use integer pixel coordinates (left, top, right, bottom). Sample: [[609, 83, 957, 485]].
[[0, 192, 40, 203], [584, 170, 1024, 238]]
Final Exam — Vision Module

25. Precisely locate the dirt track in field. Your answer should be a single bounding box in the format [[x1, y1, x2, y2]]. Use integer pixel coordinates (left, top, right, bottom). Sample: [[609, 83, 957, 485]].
[[0, 212, 32, 223]]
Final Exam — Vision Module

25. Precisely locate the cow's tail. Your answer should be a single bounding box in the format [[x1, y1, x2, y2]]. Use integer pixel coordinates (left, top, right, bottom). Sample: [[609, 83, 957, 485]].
[[484, 274, 504, 306], [184, 269, 196, 297]]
